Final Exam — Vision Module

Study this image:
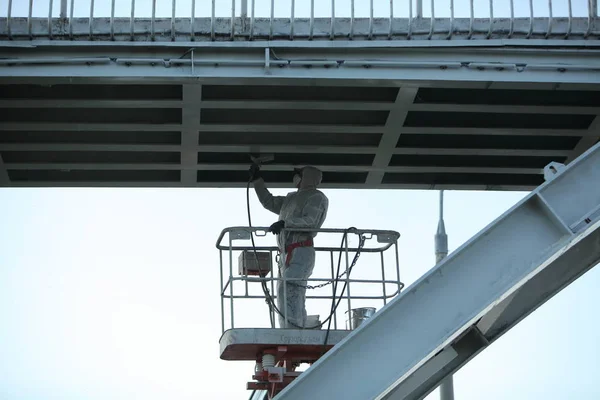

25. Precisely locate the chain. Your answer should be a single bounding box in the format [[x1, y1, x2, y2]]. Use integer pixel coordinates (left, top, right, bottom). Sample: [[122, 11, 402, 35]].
[[287, 234, 367, 290]]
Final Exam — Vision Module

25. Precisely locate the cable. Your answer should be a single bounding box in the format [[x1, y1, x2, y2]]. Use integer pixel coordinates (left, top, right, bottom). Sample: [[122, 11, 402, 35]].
[[246, 178, 277, 328], [322, 234, 346, 353], [323, 232, 365, 352]]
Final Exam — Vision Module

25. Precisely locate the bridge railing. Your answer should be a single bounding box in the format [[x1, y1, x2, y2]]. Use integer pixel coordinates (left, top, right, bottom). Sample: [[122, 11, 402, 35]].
[[1, 0, 598, 41]]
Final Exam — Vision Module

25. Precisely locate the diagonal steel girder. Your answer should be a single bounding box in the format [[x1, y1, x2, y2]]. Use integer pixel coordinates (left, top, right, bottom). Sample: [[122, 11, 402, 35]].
[[275, 142, 600, 400]]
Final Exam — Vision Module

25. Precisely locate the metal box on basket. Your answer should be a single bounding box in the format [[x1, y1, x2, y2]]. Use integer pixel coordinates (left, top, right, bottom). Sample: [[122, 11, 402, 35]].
[[238, 251, 272, 277]]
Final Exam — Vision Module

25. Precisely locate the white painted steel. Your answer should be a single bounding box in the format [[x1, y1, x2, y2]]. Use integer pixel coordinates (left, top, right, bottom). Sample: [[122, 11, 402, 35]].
[[1, 45, 599, 85], [0, 28, 598, 191], [275, 142, 600, 400]]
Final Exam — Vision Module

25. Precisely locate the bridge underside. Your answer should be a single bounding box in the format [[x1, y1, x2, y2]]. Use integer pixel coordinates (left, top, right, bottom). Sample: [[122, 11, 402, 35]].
[[1, 21, 600, 190]]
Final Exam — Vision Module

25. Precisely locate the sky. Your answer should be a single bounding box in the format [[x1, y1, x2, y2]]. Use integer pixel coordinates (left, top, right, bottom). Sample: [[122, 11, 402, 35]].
[[1, 186, 600, 400]]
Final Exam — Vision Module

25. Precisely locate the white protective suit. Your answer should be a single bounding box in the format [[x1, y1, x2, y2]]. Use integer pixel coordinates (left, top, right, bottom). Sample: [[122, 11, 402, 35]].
[[253, 166, 329, 328]]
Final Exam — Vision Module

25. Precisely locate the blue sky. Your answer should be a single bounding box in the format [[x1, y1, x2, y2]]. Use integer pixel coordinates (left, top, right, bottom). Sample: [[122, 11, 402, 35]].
[[1, 187, 599, 399]]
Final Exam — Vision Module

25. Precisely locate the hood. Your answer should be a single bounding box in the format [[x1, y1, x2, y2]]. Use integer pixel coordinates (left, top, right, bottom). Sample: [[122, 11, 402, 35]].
[[299, 166, 323, 190]]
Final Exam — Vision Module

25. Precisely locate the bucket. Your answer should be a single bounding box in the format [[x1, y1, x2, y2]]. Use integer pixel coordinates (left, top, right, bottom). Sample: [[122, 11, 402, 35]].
[[345, 307, 376, 330]]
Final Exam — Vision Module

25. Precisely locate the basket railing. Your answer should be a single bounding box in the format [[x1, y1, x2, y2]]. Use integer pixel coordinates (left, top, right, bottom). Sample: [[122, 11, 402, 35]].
[[217, 226, 403, 334]]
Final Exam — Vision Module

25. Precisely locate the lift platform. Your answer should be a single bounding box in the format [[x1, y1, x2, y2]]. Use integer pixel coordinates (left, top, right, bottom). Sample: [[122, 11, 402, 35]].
[[220, 328, 351, 362], [274, 142, 600, 399], [216, 227, 403, 398], [221, 328, 351, 394]]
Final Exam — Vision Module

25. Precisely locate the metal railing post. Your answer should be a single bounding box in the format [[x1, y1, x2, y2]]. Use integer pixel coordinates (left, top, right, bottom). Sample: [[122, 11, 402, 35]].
[[69, 0, 74, 39], [241, 0, 248, 18], [210, 0, 215, 40], [110, 0, 115, 40], [586, 0, 596, 37], [487, 0, 494, 39], [329, 0, 335, 39], [130, 0, 135, 40], [48, 0, 54, 38], [330, 251, 337, 329], [528, 0, 534, 38], [89, 0, 95, 39], [6, 0, 12, 39], [428, 0, 434, 39], [190, 0, 195, 40], [309, 0, 314, 39], [60, 0, 67, 19], [151, 0, 156, 41], [220, 250, 225, 334], [171, 0, 176, 41], [230, 0, 235, 40], [388, 0, 393, 39], [545, 0, 553, 39], [229, 236, 235, 329]]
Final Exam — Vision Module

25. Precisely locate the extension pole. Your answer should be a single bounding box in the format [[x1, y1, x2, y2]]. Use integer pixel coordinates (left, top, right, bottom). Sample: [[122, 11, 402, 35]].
[[434, 190, 454, 400]]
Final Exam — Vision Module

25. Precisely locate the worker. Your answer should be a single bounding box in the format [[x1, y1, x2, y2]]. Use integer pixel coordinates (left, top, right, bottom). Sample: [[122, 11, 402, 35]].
[[249, 165, 329, 328]]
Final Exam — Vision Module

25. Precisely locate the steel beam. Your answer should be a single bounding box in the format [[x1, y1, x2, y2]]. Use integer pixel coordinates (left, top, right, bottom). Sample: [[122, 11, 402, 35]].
[[0, 123, 183, 131], [1, 46, 599, 85], [410, 103, 600, 115], [1, 62, 597, 84], [0, 154, 9, 185], [367, 87, 419, 185], [0, 100, 183, 108], [392, 148, 572, 157], [181, 84, 202, 185], [275, 142, 600, 400], [386, 328, 489, 400], [0, 144, 376, 154], [0, 123, 592, 138], [0, 144, 570, 158], [3, 39, 600, 50], [0, 144, 183, 152], [1, 98, 597, 115], [399, 127, 593, 137], [386, 346, 459, 400], [566, 116, 600, 163], [0, 163, 542, 175], [5, 181, 535, 191], [0, 99, 388, 111], [198, 100, 392, 111]]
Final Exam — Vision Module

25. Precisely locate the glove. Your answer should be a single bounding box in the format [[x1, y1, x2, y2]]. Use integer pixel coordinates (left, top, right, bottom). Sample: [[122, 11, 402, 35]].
[[249, 164, 261, 182], [269, 220, 285, 235]]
